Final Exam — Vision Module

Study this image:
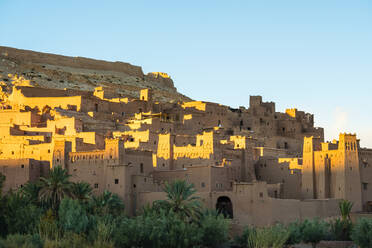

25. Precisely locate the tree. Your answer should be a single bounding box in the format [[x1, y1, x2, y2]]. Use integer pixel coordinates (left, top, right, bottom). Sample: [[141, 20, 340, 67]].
[[58, 198, 89, 234], [0, 172, 7, 236], [113, 210, 201, 248], [330, 199, 353, 240], [3, 191, 42, 234], [20, 181, 41, 205], [160, 180, 202, 221], [339, 199, 353, 222], [38, 166, 73, 213], [0, 172, 5, 197], [91, 190, 124, 216], [71, 182, 92, 203]]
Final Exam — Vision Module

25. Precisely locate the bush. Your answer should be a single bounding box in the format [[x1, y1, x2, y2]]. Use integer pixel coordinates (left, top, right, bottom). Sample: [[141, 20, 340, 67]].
[[3, 192, 42, 235], [234, 226, 255, 248], [301, 219, 329, 248], [286, 221, 303, 245], [0, 234, 43, 248], [43, 233, 88, 248], [58, 198, 89, 234], [113, 210, 202, 248], [90, 191, 125, 217], [330, 218, 352, 241], [199, 210, 230, 247], [351, 218, 372, 248], [89, 215, 115, 247], [248, 224, 290, 248], [38, 209, 60, 241]]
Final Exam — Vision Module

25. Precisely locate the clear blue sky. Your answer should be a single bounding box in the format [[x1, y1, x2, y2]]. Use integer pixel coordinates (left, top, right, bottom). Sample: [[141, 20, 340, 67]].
[[1, 0, 371, 147]]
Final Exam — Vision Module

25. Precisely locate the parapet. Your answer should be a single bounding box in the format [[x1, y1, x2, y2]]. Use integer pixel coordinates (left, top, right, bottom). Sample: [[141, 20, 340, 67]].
[[321, 142, 338, 151], [181, 101, 206, 111], [145, 72, 175, 90], [249, 96, 262, 107], [147, 72, 170, 79], [286, 108, 298, 118]]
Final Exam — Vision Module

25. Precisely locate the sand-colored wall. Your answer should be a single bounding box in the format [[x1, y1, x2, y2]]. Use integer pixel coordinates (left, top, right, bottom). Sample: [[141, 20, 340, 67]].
[[137, 181, 340, 227]]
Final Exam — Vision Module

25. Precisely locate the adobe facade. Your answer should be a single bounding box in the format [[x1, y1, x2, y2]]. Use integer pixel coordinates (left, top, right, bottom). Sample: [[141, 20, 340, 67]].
[[0, 73, 370, 225]]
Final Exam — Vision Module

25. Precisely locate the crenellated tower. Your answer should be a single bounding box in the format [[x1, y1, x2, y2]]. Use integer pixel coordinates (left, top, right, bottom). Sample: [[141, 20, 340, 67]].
[[301, 136, 321, 199]]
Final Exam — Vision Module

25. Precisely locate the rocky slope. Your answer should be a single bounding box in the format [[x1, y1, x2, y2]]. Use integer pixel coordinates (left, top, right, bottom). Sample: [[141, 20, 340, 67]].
[[0, 46, 191, 102]]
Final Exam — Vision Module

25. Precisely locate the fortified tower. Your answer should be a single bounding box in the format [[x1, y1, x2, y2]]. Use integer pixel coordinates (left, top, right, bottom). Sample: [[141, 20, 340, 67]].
[[301, 136, 321, 199], [140, 88, 153, 102], [104, 138, 124, 166], [52, 140, 72, 169], [140, 88, 153, 112], [338, 133, 362, 211], [156, 133, 174, 170]]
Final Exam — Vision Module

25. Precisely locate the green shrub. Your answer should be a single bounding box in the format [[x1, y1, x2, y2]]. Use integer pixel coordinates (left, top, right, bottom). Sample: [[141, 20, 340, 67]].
[[199, 210, 230, 247], [0, 234, 43, 248], [38, 209, 60, 241], [330, 218, 352, 241], [248, 224, 290, 248], [3, 192, 42, 235], [90, 215, 115, 245], [113, 210, 202, 248], [58, 198, 89, 234], [234, 226, 255, 248], [351, 218, 372, 248], [301, 219, 329, 248], [286, 220, 303, 245], [339, 200, 353, 222], [43, 233, 89, 248], [90, 191, 125, 217]]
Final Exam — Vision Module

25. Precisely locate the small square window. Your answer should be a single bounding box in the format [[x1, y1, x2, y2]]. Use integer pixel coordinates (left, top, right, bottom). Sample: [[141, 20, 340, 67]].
[[21, 164, 24, 168], [201, 182, 205, 188], [363, 183, 368, 190], [114, 179, 119, 184], [94, 183, 99, 189]]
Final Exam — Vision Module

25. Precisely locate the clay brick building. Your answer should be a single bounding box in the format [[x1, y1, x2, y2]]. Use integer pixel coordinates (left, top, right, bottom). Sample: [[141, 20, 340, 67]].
[[0, 72, 370, 225]]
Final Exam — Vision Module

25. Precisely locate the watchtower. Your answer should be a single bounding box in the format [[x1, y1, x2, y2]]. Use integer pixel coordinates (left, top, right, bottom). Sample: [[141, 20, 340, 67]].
[[140, 88, 153, 102]]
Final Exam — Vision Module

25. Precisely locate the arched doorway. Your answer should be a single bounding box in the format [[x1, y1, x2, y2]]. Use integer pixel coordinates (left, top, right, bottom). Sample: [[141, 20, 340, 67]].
[[216, 196, 233, 218]]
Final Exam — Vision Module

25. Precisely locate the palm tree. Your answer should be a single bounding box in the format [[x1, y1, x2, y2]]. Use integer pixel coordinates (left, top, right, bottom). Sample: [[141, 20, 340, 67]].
[[0, 172, 5, 198], [339, 199, 353, 222], [162, 180, 202, 221], [38, 166, 73, 213], [19, 181, 41, 205], [71, 182, 92, 202], [91, 190, 125, 216], [338, 199, 354, 241]]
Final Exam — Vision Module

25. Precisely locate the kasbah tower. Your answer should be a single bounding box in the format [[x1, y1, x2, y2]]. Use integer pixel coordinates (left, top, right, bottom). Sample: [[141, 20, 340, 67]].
[[0, 46, 371, 227]]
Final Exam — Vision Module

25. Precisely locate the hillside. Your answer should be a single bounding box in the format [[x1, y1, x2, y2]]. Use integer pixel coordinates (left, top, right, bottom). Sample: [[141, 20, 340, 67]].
[[0, 46, 191, 102]]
